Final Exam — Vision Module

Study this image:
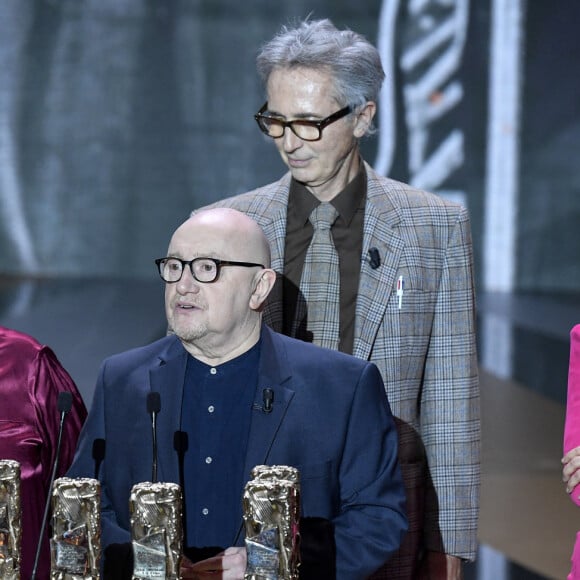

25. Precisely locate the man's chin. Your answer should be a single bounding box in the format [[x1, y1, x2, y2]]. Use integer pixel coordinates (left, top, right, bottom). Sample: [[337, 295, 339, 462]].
[[288, 167, 311, 183], [173, 325, 206, 343]]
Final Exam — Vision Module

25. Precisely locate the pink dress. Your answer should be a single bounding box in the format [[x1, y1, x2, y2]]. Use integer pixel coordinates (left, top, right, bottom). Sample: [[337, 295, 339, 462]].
[[564, 324, 580, 579], [0, 326, 87, 579]]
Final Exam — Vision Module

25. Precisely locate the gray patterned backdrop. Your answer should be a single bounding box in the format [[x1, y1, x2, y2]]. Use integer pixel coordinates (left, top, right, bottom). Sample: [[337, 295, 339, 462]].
[[0, 0, 579, 292]]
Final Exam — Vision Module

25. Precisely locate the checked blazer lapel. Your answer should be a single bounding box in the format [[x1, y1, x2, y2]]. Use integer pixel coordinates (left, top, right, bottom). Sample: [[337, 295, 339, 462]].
[[353, 164, 405, 361], [249, 168, 406, 355], [210, 168, 407, 351]]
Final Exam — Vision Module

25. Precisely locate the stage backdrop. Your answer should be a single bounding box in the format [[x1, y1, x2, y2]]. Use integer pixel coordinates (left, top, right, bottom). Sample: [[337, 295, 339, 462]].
[[0, 0, 578, 294]]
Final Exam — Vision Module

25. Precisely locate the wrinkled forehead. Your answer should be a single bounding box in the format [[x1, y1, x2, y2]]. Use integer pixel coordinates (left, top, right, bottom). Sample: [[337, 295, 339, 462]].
[[167, 220, 234, 258]]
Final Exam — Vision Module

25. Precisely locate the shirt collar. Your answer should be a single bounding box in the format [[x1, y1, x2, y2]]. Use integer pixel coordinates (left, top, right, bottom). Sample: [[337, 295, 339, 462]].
[[288, 161, 367, 227]]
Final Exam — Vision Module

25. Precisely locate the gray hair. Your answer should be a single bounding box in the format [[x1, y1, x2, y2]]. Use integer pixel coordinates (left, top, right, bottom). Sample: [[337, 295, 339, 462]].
[[256, 19, 385, 111]]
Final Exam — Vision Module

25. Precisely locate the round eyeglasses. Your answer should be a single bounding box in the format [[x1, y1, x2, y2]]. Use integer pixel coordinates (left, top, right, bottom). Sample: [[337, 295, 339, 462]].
[[254, 103, 353, 142], [155, 257, 265, 284]]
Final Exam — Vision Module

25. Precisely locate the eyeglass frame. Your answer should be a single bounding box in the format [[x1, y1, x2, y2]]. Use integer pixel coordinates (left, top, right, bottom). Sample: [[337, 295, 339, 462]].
[[155, 256, 265, 284], [254, 102, 353, 142]]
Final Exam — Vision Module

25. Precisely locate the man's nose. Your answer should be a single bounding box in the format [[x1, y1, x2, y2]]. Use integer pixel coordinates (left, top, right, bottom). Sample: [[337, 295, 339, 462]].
[[282, 126, 303, 151], [176, 267, 200, 293]]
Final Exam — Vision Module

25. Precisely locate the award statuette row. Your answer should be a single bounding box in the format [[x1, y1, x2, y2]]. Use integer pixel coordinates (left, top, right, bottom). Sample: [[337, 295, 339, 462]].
[[243, 465, 301, 580], [0, 460, 20, 580], [0, 460, 301, 580], [130, 482, 182, 579]]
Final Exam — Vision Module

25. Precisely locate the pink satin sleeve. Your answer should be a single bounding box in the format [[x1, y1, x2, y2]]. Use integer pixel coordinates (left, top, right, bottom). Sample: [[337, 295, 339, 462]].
[[564, 324, 580, 506], [0, 328, 87, 579], [569, 531, 580, 580]]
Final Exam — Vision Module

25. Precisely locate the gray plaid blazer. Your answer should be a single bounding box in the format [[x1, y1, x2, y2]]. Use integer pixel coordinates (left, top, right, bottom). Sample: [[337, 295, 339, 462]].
[[198, 161, 480, 576]]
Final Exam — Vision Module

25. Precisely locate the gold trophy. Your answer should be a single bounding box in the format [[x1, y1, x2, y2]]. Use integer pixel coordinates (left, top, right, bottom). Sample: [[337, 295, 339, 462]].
[[129, 482, 183, 580], [50, 477, 101, 579], [243, 465, 300, 580], [0, 460, 21, 580]]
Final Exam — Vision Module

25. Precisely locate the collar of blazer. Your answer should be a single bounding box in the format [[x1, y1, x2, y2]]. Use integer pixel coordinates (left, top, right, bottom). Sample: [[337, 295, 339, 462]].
[[259, 164, 407, 359], [146, 329, 296, 483]]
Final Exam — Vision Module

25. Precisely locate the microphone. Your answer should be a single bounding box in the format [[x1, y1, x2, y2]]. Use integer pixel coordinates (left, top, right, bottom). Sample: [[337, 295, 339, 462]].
[[262, 388, 274, 414], [31, 391, 73, 580], [147, 392, 161, 483], [173, 430, 189, 456], [368, 247, 381, 269], [92, 438, 106, 480], [174, 431, 189, 545]]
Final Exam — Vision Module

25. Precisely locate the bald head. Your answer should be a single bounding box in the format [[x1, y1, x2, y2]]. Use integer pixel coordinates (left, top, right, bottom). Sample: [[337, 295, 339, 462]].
[[173, 208, 271, 267], [164, 208, 276, 363]]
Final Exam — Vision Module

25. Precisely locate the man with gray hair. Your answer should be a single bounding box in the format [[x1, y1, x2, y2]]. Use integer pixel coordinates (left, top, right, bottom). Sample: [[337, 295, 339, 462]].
[[197, 18, 480, 579]]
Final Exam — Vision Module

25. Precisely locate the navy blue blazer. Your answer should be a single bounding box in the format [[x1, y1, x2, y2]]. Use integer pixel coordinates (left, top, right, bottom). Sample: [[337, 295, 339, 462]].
[[68, 325, 407, 579]]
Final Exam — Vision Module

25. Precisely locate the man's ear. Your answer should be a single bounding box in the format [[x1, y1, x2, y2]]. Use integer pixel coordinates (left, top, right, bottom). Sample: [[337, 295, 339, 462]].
[[353, 101, 376, 138], [249, 269, 277, 311]]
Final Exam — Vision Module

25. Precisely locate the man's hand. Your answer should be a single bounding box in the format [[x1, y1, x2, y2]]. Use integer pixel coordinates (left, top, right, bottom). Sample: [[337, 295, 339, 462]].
[[180, 547, 247, 579], [563, 446, 580, 495], [418, 551, 463, 580]]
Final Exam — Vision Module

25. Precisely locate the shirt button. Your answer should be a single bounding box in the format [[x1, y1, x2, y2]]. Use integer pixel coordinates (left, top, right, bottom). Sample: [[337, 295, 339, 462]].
[[208, 405, 215, 413], [210, 368, 217, 375], [202, 508, 209, 516], [205, 456, 213, 464]]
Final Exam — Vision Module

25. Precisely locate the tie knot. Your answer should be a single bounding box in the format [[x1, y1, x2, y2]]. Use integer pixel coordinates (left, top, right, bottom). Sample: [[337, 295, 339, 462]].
[[309, 202, 338, 230]]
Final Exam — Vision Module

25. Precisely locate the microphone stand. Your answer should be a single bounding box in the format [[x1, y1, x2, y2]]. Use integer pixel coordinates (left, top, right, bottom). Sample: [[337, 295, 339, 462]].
[[147, 392, 161, 483], [151, 411, 158, 483], [31, 392, 72, 580]]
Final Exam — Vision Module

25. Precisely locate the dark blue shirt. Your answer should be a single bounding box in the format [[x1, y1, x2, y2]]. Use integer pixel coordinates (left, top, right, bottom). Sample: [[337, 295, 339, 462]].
[[182, 338, 261, 549]]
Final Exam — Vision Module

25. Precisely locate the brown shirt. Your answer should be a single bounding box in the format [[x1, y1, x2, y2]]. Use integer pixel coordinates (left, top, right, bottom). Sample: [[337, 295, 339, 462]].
[[282, 164, 367, 354]]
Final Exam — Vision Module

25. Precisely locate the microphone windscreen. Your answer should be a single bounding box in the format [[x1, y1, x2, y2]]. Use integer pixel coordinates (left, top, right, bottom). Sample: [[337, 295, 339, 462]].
[[57, 391, 73, 413], [92, 438, 106, 461], [147, 391, 161, 414], [368, 247, 381, 269], [173, 431, 189, 454]]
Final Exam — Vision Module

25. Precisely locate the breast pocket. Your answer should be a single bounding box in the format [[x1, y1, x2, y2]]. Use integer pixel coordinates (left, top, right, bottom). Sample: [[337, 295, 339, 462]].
[[388, 267, 438, 380]]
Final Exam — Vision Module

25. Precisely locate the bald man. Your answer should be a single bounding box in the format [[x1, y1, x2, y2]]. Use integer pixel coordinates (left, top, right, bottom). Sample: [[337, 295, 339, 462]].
[[68, 208, 407, 579]]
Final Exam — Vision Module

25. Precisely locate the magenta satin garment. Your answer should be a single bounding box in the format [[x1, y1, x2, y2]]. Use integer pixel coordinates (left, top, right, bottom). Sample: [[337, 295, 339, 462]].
[[565, 325, 580, 580], [0, 326, 87, 579], [565, 325, 580, 504]]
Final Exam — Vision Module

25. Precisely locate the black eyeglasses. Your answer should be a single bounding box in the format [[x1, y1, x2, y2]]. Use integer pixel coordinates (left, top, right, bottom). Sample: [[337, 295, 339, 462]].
[[155, 257, 265, 284], [254, 102, 353, 142]]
